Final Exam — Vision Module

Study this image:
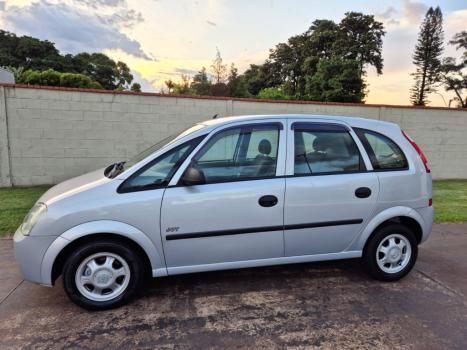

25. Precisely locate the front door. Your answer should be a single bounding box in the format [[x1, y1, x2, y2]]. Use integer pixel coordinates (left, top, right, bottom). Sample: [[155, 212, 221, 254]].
[[161, 120, 287, 273], [284, 120, 379, 257]]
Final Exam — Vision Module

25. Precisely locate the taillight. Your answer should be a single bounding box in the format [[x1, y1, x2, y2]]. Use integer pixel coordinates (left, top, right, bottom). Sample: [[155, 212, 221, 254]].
[[428, 198, 433, 206], [402, 130, 430, 173]]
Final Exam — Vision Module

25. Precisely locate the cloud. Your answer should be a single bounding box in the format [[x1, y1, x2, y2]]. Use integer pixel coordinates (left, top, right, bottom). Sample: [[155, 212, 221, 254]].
[[74, 0, 125, 7], [401, 0, 428, 22], [0, 0, 152, 60], [174, 67, 199, 75], [378, 6, 397, 20], [99, 9, 143, 29]]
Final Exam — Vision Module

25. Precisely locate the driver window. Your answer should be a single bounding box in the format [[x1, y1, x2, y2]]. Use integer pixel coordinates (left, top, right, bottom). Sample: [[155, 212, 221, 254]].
[[119, 137, 203, 192], [194, 124, 280, 183]]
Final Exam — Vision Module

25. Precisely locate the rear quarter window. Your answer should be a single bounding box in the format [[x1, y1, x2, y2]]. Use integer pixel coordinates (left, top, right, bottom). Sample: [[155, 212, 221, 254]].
[[354, 128, 408, 170]]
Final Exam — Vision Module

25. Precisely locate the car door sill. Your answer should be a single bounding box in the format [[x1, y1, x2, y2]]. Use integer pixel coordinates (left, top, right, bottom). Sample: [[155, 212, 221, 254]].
[[165, 251, 362, 276]]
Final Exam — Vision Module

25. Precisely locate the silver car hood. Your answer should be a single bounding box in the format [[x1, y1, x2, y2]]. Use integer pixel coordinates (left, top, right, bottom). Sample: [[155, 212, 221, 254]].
[[38, 168, 111, 205]]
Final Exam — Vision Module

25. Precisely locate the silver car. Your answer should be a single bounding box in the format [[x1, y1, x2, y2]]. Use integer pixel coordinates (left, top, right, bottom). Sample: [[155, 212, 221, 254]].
[[14, 114, 434, 309]]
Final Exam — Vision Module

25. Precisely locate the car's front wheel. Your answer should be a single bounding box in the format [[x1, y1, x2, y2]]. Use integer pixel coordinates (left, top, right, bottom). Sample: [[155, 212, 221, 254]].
[[362, 224, 418, 281], [62, 240, 144, 310]]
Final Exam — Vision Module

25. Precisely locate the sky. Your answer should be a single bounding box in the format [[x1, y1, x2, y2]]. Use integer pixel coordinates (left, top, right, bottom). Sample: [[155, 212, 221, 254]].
[[0, 0, 466, 106]]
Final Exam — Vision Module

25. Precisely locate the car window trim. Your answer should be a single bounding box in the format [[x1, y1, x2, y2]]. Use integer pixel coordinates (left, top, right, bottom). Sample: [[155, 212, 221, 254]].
[[117, 135, 207, 193], [291, 124, 366, 176], [353, 127, 409, 171], [177, 122, 283, 186]]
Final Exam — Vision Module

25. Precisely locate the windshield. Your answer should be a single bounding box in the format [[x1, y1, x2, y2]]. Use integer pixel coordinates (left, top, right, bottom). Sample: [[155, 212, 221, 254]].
[[105, 123, 207, 178]]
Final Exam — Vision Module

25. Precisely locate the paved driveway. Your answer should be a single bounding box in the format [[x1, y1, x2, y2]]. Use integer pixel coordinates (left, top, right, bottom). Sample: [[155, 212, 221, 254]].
[[1, 224, 467, 349]]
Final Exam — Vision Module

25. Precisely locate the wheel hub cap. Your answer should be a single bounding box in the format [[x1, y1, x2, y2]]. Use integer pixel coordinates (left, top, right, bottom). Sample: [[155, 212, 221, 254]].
[[75, 252, 131, 302], [94, 269, 114, 287], [376, 234, 412, 274]]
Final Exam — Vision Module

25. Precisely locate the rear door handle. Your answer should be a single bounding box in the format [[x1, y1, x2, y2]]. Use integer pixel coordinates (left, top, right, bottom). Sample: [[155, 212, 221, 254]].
[[355, 187, 372, 198], [259, 195, 278, 207]]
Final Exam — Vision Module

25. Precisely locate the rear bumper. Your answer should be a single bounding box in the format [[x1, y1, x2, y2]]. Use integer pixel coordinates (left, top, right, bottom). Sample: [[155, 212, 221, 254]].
[[13, 230, 57, 286], [415, 206, 434, 243]]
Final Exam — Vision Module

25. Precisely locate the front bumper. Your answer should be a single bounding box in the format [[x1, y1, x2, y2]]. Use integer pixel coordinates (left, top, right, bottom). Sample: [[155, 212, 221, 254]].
[[14, 230, 58, 285]]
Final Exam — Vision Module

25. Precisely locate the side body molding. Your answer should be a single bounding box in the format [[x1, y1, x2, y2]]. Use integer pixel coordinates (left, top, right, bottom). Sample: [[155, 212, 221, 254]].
[[348, 206, 428, 251], [41, 220, 167, 285]]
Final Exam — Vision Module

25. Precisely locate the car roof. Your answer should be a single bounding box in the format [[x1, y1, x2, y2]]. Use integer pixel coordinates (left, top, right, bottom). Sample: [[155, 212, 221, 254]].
[[199, 114, 399, 132]]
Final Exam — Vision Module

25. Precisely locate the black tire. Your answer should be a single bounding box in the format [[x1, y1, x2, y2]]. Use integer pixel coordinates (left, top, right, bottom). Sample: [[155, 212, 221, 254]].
[[362, 224, 418, 281], [62, 240, 144, 310]]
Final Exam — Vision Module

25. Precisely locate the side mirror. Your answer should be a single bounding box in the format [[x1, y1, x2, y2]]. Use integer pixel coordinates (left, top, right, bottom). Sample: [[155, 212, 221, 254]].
[[181, 164, 206, 186]]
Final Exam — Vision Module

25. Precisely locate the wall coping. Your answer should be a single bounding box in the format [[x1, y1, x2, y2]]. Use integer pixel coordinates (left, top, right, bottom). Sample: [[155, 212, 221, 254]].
[[1, 83, 465, 112]]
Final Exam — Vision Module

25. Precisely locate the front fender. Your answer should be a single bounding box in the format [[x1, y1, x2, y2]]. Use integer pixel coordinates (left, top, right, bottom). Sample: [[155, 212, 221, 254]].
[[41, 220, 167, 286], [348, 206, 426, 252]]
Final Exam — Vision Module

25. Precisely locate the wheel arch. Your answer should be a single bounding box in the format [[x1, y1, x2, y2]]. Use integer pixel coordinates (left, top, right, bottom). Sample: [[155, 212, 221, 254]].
[[41, 220, 167, 286], [349, 206, 425, 252]]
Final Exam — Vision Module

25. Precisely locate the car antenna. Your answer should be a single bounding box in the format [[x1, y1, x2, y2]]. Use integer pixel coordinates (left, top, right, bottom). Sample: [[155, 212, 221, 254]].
[[212, 114, 218, 119]]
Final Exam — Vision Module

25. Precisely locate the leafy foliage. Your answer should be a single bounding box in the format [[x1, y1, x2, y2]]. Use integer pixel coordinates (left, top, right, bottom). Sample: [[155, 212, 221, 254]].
[[438, 32, 467, 108], [239, 12, 384, 102], [305, 59, 365, 102], [410, 7, 444, 106], [0, 30, 136, 90], [257, 87, 291, 100], [17, 69, 102, 89]]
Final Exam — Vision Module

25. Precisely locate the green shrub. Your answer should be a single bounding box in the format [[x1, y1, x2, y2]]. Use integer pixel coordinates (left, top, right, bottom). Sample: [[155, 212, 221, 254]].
[[257, 87, 291, 100], [17, 68, 103, 89]]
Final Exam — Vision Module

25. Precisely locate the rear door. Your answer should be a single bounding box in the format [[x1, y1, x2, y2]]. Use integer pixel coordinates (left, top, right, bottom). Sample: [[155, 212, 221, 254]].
[[284, 119, 379, 257], [161, 120, 287, 273]]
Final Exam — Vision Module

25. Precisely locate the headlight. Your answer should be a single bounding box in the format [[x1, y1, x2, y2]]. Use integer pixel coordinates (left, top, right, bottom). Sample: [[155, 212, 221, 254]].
[[20, 203, 47, 236]]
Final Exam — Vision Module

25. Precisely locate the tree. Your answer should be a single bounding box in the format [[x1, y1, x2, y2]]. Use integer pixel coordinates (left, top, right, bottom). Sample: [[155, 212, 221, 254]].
[[410, 7, 444, 106], [165, 79, 175, 93], [17, 68, 102, 89], [257, 87, 291, 100], [305, 58, 365, 103], [450, 31, 467, 60], [242, 62, 281, 96], [0, 30, 139, 91], [238, 12, 384, 101], [172, 75, 192, 94], [335, 12, 385, 76], [130, 83, 142, 92], [191, 67, 212, 95], [211, 48, 227, 84], [437, 32, 467, 108], [227, 63, 249, 97]]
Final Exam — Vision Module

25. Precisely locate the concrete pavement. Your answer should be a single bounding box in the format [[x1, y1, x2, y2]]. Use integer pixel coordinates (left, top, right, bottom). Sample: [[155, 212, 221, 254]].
[[1, 224, 467, 349]]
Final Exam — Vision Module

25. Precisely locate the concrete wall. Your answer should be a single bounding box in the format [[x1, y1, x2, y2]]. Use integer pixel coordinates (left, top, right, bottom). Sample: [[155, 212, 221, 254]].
[[0, 84, 466, 186]]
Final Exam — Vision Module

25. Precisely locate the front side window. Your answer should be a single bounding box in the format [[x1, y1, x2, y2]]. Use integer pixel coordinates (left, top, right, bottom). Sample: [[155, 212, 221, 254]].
[[355, 128, 408, 170], [294, 125, 363, 175], [119, 136, 204, 192], [193, 124, 280, 183]]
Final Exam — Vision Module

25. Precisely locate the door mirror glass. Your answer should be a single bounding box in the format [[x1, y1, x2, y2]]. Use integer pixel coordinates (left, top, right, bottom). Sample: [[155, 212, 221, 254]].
[[181, 163, 206, 186]]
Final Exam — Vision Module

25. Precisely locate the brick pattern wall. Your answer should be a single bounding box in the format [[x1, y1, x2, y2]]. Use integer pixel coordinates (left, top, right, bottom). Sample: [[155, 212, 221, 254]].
[[0, 85, 466, 186]]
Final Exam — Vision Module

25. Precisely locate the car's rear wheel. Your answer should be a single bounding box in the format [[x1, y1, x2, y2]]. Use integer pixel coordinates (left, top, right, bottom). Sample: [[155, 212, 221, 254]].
[[362, 224, 418, 281], [62, 240, 144, 310]]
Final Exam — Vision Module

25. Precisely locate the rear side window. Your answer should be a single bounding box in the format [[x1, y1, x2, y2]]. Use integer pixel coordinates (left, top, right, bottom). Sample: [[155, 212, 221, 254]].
[[293, 124, 364, 175], [354, 128, 408, 170]]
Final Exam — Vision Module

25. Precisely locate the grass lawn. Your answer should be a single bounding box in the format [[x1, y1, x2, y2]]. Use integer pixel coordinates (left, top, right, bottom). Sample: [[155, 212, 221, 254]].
[[0, 186, 50, 238], [0, 180, 466, 238]]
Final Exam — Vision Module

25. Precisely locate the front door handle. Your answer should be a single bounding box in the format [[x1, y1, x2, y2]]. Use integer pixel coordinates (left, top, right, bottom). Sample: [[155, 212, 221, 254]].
[[355, 187, 372, 198], [259, 195, 278, 207]]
